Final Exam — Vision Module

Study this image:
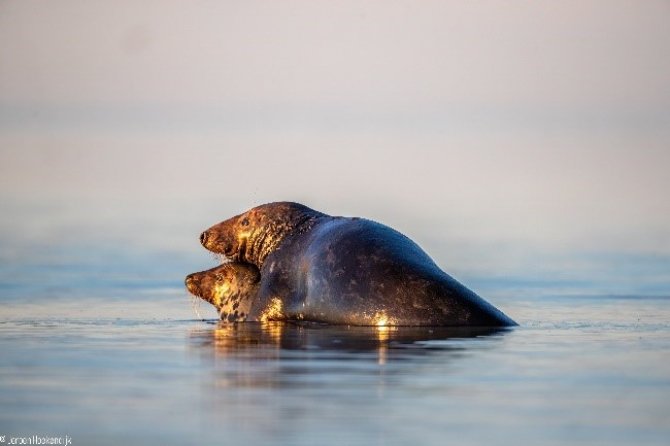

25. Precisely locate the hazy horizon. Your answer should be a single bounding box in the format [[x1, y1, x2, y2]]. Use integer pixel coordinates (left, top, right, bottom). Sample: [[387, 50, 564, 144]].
[[1, 1, 669, 286]]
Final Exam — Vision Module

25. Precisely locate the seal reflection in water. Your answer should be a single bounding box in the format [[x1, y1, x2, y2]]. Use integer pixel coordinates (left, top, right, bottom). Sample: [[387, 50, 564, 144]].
[[190, 202, 517, 327], [190, 323, 510, 377]]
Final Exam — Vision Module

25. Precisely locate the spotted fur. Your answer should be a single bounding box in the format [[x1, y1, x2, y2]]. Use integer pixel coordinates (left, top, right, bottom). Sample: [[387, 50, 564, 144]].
[[200, 202, 325, 267], [185, 262, 261, 322]]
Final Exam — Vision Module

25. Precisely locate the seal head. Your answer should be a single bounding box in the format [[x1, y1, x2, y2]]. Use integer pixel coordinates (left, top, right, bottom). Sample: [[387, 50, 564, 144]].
[[200, 202, 324, 267], [185, 262, 261, 322]]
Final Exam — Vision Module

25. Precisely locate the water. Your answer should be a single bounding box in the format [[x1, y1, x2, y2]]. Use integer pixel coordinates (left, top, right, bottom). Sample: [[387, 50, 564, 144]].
[[1, 210, 669, 445]]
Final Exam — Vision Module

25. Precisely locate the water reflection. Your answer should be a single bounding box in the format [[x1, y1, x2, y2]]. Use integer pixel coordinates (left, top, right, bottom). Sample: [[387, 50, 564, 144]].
[[189, 321, 511, 390]]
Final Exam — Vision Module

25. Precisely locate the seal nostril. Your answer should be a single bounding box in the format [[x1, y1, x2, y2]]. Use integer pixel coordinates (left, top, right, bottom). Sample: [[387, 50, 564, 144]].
[[200, 231, 208, 246], [185, 275, 199, 294]]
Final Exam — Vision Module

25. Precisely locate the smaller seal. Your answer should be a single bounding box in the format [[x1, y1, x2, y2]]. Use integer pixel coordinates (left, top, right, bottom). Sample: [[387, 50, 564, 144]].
[[185, 262, 260, 322]]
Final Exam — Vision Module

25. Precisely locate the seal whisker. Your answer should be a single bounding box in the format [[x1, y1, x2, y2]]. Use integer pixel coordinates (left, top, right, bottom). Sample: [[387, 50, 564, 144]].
[[190, 293, 204, 321]]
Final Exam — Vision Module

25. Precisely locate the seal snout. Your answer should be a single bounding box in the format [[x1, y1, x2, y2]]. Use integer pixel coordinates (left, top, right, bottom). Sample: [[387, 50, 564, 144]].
[[185, 273, 199, 294], [200, 231, 209, 247]]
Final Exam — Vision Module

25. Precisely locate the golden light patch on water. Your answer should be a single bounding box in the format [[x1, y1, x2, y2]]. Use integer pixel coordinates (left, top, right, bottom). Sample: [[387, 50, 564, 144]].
[[372, 311, 395, 327], [260, 321, 284, 345], [213, 324, 234, 340], [376, 325, 390, 337], [377, 343, 388, 366], [371, 312, 397, 365], [375, 325, 392, 365], [260, 297, 283, 322], [374, 319, 398, 343]]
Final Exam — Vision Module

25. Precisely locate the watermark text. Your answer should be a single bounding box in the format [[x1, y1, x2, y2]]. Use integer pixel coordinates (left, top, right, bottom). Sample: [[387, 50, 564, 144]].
[[0, 435, 72, 445]]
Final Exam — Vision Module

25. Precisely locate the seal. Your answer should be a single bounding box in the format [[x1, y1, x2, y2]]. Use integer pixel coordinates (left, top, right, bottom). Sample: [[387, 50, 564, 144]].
[[185, 262, 261, 322], [197, 202, 516, 327]]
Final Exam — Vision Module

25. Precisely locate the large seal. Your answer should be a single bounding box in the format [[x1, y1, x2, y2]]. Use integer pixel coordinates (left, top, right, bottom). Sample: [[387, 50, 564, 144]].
[[197, 202, 516, 327]]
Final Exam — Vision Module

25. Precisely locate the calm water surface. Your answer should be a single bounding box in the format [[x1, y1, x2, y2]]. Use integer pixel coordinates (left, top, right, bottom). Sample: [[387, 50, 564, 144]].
[[1, 226, 669, 445]]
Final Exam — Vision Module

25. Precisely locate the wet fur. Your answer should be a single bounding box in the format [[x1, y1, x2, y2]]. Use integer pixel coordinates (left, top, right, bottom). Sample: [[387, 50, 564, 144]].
[[185, 263, 261, 322]]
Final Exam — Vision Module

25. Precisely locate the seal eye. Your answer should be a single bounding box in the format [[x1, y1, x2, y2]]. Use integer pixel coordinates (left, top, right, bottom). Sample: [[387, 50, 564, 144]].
[[241, 218, 249, 227]]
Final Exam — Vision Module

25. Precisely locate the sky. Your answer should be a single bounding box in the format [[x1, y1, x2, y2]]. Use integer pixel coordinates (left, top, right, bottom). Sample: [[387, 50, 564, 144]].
[[1, 0, 669, 268]]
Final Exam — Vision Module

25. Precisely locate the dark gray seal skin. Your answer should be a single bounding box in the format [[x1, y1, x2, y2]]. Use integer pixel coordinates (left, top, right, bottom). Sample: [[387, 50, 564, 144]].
[[185, 262, 263, 322], [199, 202, 516, 327]]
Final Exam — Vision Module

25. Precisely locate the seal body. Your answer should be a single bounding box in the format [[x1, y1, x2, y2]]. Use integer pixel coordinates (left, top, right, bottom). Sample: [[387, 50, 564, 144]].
[[199, 202, 516, 327]]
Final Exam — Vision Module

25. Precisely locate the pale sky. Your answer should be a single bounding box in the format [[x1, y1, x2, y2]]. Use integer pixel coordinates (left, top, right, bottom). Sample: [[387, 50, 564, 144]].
[[1, 0, 669, 257]]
